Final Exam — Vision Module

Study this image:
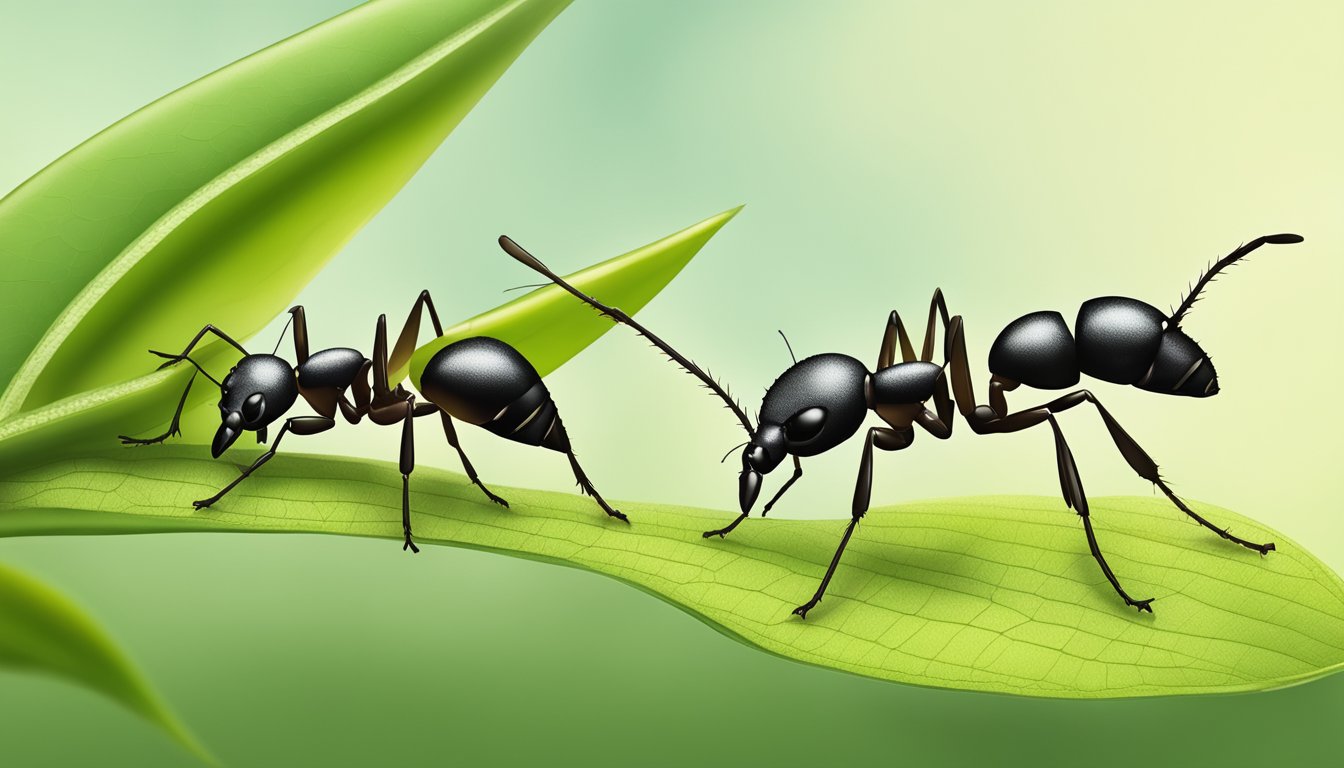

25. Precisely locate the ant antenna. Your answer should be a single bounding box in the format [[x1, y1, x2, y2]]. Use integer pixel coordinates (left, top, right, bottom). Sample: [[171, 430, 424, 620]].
[[1168, 233, 1304, 326], [502, 283, 548, 293], [778, 330, 797, 364], [500, 235, 756, 435], [271, 313, 294, 356], [719, 441, 750, 463]]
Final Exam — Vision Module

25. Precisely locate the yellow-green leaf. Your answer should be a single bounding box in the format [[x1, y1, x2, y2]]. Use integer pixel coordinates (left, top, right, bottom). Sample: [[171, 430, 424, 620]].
[[4, 446, 1341, 698], [0, 562, 213, 763], [0, 0, 572, 420], [402, 205, 743, 387]]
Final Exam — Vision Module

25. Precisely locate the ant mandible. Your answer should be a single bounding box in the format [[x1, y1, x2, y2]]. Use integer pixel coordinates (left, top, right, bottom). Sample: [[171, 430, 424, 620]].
[[119, 291, 628, 552], [501, 232, 1304, 618]]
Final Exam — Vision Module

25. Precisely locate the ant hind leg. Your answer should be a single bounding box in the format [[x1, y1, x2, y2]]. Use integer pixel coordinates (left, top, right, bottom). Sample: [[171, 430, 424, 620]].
[[548, 417, 627, 523], [1043, 390, 1274, 555], [439, 411, 510, 508]]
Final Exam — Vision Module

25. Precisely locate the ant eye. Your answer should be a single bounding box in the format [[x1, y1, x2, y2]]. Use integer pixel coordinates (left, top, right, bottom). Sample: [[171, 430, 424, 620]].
[[784, 407, 827, 442], [242, 393, 265, 423]]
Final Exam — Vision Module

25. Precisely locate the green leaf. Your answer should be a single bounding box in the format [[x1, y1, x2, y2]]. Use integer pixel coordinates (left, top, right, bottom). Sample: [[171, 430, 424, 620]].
[[4, 446, 1341, 698], [0, 561, 213, 763], [402, 205, 743, 386], [0, 0, 572, 419]]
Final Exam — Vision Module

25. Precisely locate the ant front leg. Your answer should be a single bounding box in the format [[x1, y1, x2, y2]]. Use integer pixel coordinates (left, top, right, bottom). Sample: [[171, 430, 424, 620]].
[[762, 455, 803, 517], [150, 323, 248, 370], [119, 372, 197, 445], [794, 427, 911, 619], [193, 417, 334, 509], [704, 455, 804, 538]]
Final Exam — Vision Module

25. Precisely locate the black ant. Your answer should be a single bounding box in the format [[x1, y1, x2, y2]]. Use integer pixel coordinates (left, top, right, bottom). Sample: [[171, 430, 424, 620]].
[[502, 232, 1304, 617], [119, 291, 627, 552]]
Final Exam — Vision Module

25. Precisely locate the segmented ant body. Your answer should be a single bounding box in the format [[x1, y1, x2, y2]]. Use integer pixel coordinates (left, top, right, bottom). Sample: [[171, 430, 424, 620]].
[[119, 291, 625, 552], [503, 233, 1303, 617]]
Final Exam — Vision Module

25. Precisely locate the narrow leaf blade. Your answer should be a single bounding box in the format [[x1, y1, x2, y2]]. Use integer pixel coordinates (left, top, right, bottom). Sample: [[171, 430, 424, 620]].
[[3, 447, 1341, 699], [0, 0, 572, 417], [0, 561, 213, 763], [403, 206, 743, 386]]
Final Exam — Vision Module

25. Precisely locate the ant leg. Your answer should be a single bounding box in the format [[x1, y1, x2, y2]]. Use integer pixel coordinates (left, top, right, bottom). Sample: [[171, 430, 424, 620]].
[[371, 314, 393, 399], [287, 306, 310, 364], [703, 512, 749, 539], [439, 411, 509, 508], [193, 416, 334, 509], [369, 397, 422, 552], [547, 417, 627, 523], [914, 370, 954, 439], [151, 324, 248, 369], [706, 456, 805, 537], [794, 427, 911, 619], [119, 372, 197, 445], [946, 316, 984, 424], [918, 288, 952, 363], [1042, 390, 1274, 555], [877, 311, 917, 368], [944, 316, 1014, 430], [762, 455, 803, 516], [877, 290, 954, 369], [988, 406, 1155, 612], [388, 290, 446, 377], [336, 360, 373, 424]]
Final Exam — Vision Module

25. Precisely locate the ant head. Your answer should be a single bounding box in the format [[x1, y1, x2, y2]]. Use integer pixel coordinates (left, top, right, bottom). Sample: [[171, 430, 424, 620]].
[[213, 354, 298, 457], [1137, 328, 1218, 398], [738, 425, 787, 513]]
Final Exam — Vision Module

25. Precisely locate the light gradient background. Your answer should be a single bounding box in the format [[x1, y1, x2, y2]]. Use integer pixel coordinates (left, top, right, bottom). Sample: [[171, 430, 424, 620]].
[[1, 1, 1341, 765]]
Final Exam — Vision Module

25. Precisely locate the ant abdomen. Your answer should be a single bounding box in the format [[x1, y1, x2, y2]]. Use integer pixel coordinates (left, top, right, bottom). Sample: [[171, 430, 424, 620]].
[[419, 336, 567, 451], [1075, 296, 1166, 384]]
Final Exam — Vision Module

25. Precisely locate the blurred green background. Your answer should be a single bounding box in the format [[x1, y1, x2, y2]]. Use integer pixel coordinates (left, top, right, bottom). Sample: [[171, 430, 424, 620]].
[[1, 0, 1341, 764]]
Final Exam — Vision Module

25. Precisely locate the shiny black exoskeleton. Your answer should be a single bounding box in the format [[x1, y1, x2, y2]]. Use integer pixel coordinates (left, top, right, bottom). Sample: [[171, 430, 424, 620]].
[[120, 291, 625, 554], [987, 297, 1218, 397], [505, 232, 1304, 618]]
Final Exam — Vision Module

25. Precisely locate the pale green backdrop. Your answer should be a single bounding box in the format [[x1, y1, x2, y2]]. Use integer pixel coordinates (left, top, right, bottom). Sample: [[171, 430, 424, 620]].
[[1, 1, 1341, 765]]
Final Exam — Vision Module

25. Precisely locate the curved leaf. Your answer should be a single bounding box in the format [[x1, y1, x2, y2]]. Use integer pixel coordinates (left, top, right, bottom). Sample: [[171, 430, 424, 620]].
[[403, 205, 743, 386], [2, 446, 1341, 698], [0, 0, 572, 418], [0, 561, 213, 763]]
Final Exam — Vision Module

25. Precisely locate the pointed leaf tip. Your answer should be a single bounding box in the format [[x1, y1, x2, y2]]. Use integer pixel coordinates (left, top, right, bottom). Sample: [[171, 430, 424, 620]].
[[0, 562, 215, 763], [406, 206, 742, 386]]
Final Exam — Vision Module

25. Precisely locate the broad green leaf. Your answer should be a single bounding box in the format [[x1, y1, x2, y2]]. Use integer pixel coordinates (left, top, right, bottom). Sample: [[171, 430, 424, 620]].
[[0, 561, 213, 763], [3, 446, 1341, 698], [402, 205, 743, 386], [0, 0, 572, 419]]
